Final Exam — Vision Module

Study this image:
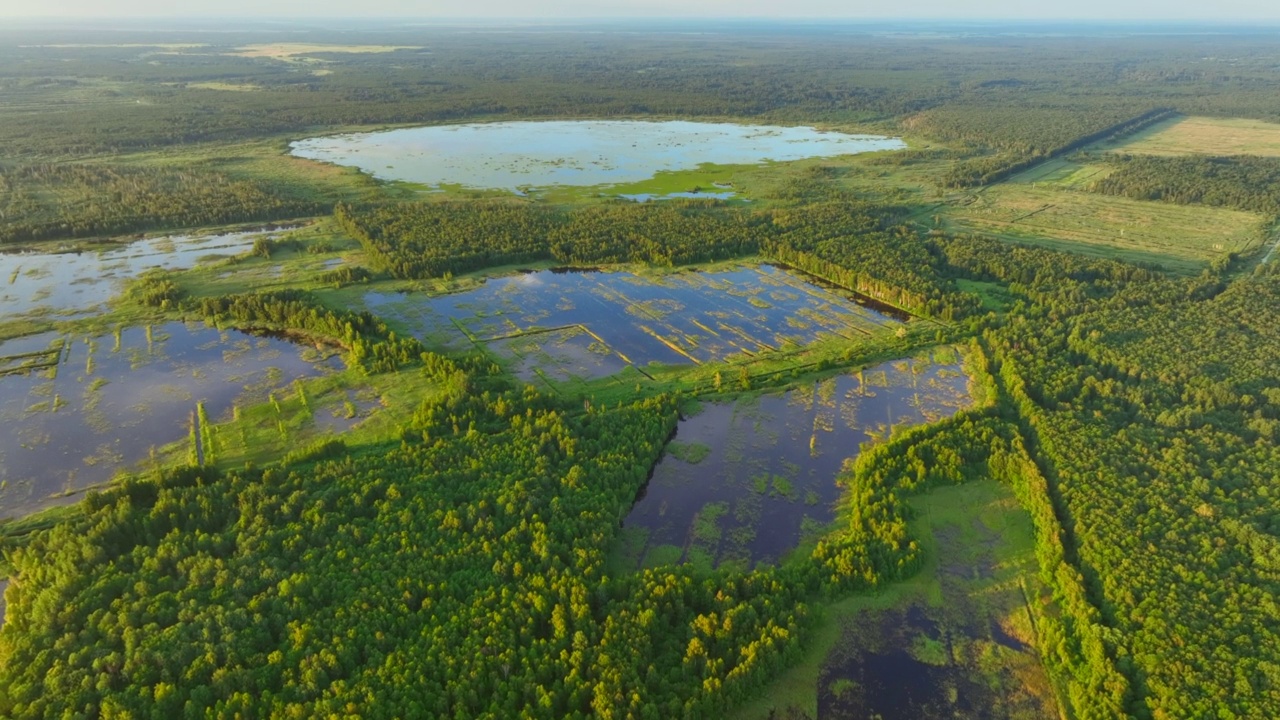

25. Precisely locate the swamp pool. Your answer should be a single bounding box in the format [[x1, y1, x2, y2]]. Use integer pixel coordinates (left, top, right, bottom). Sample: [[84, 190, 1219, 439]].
[[289, 120, 905, 192], [613, 348, 972, 570], [362, 264, 906, 384], [0, 321, 339, 518], [0, 228, 287, 318]]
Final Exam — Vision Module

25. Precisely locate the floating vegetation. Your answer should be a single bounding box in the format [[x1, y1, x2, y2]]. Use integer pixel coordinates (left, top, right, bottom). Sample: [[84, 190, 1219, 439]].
[[666, 441, 712, 464]]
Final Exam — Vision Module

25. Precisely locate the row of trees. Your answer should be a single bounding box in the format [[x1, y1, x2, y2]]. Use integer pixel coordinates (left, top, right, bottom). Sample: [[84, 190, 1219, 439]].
[[1089, 153, 1280, 215], [335, 199, 981, 320], [930, 108, 1176, 188]]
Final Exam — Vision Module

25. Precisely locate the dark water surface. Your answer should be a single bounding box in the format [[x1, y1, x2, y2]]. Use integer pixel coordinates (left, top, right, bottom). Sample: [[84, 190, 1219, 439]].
[[618, 350, 972, 569]]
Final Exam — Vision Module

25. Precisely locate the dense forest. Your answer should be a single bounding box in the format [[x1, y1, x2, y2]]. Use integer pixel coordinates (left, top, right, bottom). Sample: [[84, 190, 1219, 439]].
[[334, 200, 979, 320], [1090, 154, 1280, 215], [0, 165, 322, 244], [3, 21, 1280, 720], [2, 27, 1280, 161]]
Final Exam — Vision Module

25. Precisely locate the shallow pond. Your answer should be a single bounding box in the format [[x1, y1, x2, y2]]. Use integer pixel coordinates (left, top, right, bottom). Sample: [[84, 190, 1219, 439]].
[[0, 321, 338, 519], [615, 349, 971, 570], [289, 121, 905, 192], [363, 264, 903, 383], [0, 228, 287, 317]]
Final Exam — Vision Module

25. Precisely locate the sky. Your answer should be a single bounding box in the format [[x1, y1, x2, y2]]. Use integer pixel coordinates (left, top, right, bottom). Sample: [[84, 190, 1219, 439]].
[[3, 0, 1280, 21]]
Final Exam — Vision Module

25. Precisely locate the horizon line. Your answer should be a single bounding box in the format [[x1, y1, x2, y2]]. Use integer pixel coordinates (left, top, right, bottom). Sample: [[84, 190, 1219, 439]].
[[5, 16, 1280, 23]]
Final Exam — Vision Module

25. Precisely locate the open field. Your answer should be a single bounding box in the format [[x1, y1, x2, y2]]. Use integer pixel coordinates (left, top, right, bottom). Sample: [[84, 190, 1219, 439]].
[[944, 184, 1268, 272], [1108, 116, 1280, 157], [230, 44, 424, 60], [186, 82, 263, 93]]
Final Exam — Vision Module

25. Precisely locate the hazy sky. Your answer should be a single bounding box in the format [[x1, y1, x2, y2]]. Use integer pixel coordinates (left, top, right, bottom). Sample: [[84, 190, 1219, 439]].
[[4, 0, 1280, 20]]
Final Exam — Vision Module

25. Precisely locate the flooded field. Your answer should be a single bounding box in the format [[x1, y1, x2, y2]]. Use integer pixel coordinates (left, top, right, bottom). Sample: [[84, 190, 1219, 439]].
[[289, 121, 905, 192], [0, 228, 287, 317], [614, 349, 972, 570], [0, 321, 339, 518], [363, 265, 904, 384]]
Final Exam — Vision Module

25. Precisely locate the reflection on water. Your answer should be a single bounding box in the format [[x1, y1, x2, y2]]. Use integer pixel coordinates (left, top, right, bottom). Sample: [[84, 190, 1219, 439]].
[[0, 228, 286, 317], [363, 265, 902, 381], [290, 120, 906, 192], [0, 321, 336, 518], [618, 350, 972, 569]]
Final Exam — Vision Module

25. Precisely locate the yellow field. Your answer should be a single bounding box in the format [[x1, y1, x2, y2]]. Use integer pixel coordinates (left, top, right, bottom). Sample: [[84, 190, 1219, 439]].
[[1113, 116, 1280, 157], [230, 44, 422, 60], [187, 82, 261, 92], [945, 185, 1267, 271]]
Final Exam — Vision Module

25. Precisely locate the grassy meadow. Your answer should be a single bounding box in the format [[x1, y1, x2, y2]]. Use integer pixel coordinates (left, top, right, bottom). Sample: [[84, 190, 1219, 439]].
[[1110, 115, 1280, 157], [942, 183, 1268, 272]]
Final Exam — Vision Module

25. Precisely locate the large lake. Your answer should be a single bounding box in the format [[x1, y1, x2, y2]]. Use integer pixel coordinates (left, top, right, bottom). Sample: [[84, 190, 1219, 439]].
[[290, 121, 906, 192]]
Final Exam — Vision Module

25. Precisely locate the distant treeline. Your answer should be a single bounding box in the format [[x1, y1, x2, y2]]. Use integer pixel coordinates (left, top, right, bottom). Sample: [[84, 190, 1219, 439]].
[[335, 200, 982, 320], [0, 164, 324, 244], [1091, 154, 1280, 216], [5, 32, 1280, 161]]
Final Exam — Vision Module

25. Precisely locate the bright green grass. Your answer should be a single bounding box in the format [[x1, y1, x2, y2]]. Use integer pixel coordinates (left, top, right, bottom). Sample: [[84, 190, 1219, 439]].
[[955, 279, 1015, 313], [539, 162, 756, 204], [1008, 158, 1114, 188]]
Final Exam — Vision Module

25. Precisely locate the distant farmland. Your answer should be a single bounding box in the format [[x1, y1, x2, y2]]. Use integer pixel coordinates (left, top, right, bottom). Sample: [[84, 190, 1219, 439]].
[[943, 184, 1267, 272], [1111, 116, 1280, 157]]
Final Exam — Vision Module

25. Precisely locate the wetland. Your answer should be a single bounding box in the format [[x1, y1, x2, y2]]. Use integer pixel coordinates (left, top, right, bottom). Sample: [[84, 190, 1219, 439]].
[[362, 264, 906, 385], [0, 321, 339, 519], [614, 348, 973, 571], [0, 228, 291, 318]]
